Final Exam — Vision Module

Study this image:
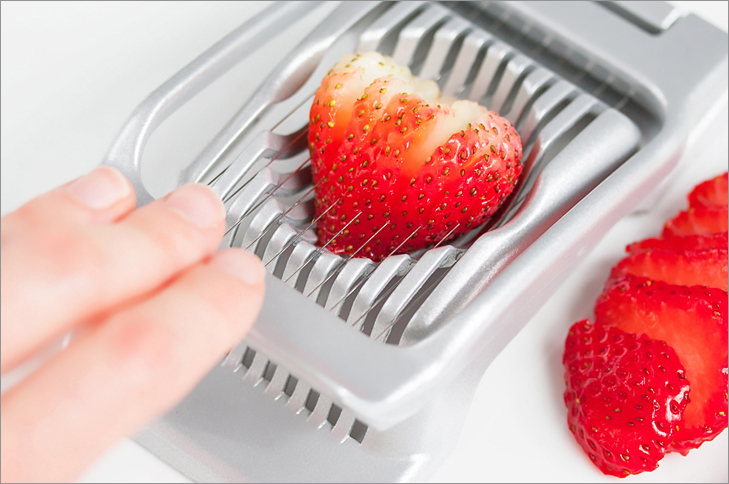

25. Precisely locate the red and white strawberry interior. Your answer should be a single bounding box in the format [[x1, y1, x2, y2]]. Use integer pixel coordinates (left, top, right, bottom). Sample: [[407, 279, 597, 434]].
[[308, 52, 523, 261], [319, 52, 503, 168]]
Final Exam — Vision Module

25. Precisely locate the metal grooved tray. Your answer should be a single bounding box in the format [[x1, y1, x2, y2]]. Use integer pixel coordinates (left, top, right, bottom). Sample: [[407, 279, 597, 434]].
[[102, 1, 728, 482]]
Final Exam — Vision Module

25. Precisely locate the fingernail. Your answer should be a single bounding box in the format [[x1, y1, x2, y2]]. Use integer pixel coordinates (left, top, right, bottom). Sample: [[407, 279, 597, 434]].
[[164, 184, 225, 229], [66, 167, 131, 209], [211, 249, 265, 286]]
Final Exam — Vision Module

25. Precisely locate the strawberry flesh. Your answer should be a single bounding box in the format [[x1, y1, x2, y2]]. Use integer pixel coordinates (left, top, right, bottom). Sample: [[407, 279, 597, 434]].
[[308, 52, 522, 261], [563, 320, 689, 477], [688, 172, 728, 208], [595, 276, 728, 454], [662, 205, 728, 237], [626, 233, 727, 254], [609, 248, 728, 291]]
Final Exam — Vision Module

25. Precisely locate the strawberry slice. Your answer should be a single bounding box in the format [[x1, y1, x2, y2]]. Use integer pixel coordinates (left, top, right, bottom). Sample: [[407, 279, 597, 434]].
[[626, 233, 727, 254], [595, 276, 728, 454], [662, 205, 728, 237], [609, 248, 728, 291], [688, 172, 728, 208], [563, 320, 689, 477], [308, 52, 523, 261]]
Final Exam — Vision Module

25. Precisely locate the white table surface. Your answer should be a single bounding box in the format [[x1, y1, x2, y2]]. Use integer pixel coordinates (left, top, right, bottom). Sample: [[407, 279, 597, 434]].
[[1, 1, 727, 482]]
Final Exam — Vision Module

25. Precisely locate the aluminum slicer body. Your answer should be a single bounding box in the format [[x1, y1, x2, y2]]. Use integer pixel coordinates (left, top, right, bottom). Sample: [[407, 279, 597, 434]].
[[100, 1, 728, 481]]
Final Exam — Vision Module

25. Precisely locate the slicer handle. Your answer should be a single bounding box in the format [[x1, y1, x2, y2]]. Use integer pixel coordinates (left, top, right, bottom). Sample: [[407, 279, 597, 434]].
[[101, 2, 320, 206]]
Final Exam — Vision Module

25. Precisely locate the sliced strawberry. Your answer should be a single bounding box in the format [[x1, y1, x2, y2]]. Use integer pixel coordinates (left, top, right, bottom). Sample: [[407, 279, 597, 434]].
[[609, 248, 728, 291], [563, 320, 689, 477], [688, 172, 728, 208], [595, 276, 728, 454], [308, 52, 522, 261], [626, 233, 727, 254], [662, 205, 728, 237]]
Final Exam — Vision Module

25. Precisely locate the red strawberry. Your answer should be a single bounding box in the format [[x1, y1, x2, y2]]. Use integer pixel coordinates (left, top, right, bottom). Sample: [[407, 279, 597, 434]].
[[662, 205, 728, 237], [609, 248, 728, 291], [688, 172, 728, 208], [595, 276, 728, 454], [563, 320, 689, 477], [626, 233, 727, 254], [308, 52, 523, 261]]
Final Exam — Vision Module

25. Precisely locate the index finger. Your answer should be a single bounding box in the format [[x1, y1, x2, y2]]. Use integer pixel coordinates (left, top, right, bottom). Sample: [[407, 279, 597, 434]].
[[1, 173, 227, 372]]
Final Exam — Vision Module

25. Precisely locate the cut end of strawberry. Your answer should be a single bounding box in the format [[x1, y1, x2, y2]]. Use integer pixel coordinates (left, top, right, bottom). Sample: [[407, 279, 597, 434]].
[[308, 52, 523, 261], [626, 233, 728, 254], [662, 206, 728, 238], [609, 248, 728, 292], [563, 320, 689, 477], [688, 172, 728, 208]]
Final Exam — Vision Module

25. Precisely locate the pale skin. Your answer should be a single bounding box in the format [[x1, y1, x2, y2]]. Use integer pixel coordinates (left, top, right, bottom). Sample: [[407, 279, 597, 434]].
[[0, 166, 266, 482]]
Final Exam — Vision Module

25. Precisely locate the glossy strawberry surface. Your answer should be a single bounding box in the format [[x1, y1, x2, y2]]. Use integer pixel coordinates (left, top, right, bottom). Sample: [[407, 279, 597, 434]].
[[563, 320, 689, 477], [308, 52, 522, 261], [595, 276, 728, 454]]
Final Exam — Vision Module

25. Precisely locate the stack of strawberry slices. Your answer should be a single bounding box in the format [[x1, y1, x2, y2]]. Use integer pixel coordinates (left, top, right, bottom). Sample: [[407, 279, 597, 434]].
[[563, 173, 728, 477]]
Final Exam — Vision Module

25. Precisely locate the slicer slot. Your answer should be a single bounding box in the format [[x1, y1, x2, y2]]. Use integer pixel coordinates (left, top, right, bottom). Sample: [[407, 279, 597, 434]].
[[524, 96, 599, 178], [349, 419, 369, 444], [391, 4, 451, 72], [331, 411, 357, 443], [346, 255, 414, 331], [510, 68, 555, 126], [441, 30, 492, 97], [327, 404, 343, 428], [261, 226, 299, 277], [523, 95, 598, 171], [308, 395, 335, 428], [261, 361, 277, 384], [264, 364, 290, 399], [282, 374, 298, 398], [495, 56, 536, 116], [301, 253, 344, 302], [324, 259, 375, 318], [304, 390, 320, 414], [418, 16, 471, 83], [286, 379, 311, 413], [244, 352, 269, 386], [240, 346, 256, 371], [468, 40, 509, 102], [244, 201, 287, 255], [518, 80, 576, 142], [357, 2, 427, 54], [369, 247, 460, 343], [280, 242, 318, 289]]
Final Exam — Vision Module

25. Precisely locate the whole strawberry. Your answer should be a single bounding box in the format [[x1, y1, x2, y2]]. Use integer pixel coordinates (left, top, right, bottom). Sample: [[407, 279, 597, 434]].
[[563, 320, 690, 477], [308, 52, 523, 261]]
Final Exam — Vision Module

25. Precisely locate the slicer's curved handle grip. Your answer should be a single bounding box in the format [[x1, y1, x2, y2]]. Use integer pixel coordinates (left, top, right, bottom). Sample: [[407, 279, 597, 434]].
[[101, 2, 321, 206]]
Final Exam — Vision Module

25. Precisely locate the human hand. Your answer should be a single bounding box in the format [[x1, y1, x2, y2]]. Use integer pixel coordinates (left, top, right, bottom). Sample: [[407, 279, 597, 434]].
[[0, 167, 266, 482]]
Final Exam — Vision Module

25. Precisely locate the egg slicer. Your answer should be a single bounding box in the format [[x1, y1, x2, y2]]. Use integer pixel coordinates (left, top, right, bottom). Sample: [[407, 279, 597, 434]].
[[103, 1, 728, 481]]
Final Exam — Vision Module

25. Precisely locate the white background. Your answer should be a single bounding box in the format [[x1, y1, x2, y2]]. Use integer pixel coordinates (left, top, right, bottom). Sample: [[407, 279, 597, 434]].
[[1, 1, 727, 482]]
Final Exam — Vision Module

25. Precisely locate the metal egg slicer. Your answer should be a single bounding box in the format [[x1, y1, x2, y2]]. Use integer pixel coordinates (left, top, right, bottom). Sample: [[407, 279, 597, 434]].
[[103, 1, 728, 481]]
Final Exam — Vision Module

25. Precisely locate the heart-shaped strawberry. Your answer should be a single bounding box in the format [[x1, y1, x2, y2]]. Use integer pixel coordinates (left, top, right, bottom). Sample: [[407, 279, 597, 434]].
[[308, 52, 523, 261]]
